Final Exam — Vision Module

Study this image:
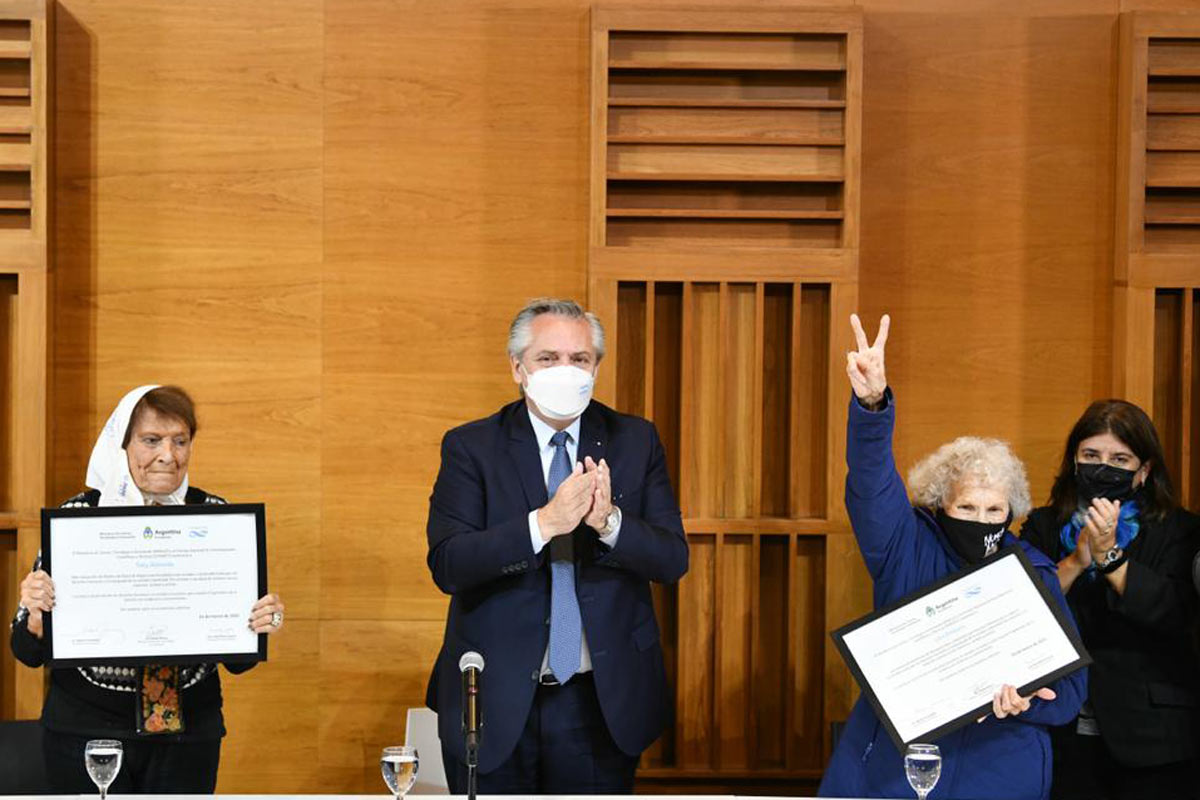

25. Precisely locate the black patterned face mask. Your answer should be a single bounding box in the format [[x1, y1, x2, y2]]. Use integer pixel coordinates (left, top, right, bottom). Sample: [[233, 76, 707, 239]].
[[1074, 462, 1138, 503], [936, 509, 1010, 565]]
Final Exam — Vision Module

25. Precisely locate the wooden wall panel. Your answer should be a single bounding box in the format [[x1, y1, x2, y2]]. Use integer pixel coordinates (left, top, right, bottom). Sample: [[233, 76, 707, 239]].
[[17, 0, 1199, 794], [677, 535, 716, 769], [725, 286, 757, 519], [717, 534, 753, 769], [46, 0, 325, 791], [321, 0, 588, 791], [857, 5, 1119, 507], [685, 283, 723, 517], [0, 274, 14, 513], [1154, 289, 1184, 482], [790, 537, 825, 769]]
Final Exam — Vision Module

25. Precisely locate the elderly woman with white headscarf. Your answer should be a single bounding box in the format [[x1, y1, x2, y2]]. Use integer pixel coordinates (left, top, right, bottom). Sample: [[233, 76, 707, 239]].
[[9, 385, 284, 794]]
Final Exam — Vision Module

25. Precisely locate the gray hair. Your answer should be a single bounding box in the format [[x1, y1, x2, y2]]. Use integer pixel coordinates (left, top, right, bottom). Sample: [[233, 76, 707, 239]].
[[907, 436, 1032, 518], [507, 298, 606, 361]]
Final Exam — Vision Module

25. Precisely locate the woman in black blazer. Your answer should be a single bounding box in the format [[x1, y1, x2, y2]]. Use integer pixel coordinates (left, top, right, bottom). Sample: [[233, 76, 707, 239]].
[[1022, 399, 1200, 800]]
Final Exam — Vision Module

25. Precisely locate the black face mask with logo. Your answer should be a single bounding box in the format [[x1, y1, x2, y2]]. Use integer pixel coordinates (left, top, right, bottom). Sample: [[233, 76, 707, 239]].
[[935, 509, 1010, 565], [1075, 463, 1139, 503]]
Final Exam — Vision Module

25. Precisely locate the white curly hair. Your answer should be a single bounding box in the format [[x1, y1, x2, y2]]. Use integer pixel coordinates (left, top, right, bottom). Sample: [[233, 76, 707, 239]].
[[907, 436, 1032, 518]]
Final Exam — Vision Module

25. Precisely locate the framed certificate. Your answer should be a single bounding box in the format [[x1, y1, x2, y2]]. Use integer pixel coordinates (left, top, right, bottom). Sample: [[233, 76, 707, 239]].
[[832, 545, 1090, 749], [41, 503, 268, 667]]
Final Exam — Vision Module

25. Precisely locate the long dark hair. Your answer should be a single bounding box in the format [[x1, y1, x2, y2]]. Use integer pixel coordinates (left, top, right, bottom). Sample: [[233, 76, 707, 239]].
[[1048, 399, 1175, 523]]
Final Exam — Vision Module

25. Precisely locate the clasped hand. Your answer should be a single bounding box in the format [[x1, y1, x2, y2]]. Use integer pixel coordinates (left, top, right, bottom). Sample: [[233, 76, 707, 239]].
[[537, 456, 613, 541], [1069, 497, 1121, 568]]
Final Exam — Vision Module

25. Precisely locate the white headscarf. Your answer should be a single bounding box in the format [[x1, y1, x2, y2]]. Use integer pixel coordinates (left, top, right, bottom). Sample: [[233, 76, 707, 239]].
[[85, 385, 190, 507]]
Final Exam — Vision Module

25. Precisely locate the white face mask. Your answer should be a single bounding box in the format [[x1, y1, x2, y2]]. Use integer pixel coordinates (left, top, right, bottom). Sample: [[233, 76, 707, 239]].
[[522, 364, 595, 421]]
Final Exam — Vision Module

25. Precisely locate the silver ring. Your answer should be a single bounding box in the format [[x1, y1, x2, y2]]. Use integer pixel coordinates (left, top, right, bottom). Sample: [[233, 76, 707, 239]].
[[270, 611, 283, 628]]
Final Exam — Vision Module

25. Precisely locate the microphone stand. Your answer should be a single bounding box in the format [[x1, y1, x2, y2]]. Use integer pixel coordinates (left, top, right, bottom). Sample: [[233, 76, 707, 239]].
[[465, 729, 478, 800], [460, 651, 484, 800], [464, 673, 480, 800]]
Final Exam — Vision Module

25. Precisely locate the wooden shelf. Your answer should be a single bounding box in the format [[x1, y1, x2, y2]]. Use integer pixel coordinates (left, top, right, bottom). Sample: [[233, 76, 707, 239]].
[[0, 40, 30, 59], [0, 106, 30, 133], [1148, 103, 1200, 114], [1146, 176, 1200, 188], [609, 59, 844, 72], [0, 87, 29, 98], [1149, 67, 1200, 77], [607, 134, 844, 146], [607, 208, 842, 220], [607, 97, 846, 109], [0, 510, 17, 530], [609, 171, 843, 182], [1146, 217, 1200, 225], [0, 199, 30, 209]]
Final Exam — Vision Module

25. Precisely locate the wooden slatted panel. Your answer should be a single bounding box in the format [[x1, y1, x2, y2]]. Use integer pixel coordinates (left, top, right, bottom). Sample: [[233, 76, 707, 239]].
[[0, 273, 14, 713], [654, 283, 684, 492], [591, 8, 860, 786], [791, 537, 826, 769], [761, 284, 792, 516], [751, 284, 766, 519], [1192, 290, 1200, 509], [686, 283, 722, 517], [718, 534, 753, 768], [1181, 295, 1194, 507], [725, 284, 756, 517], [794, 285, 829, 518], [1150, 38, 1200, 76], [609, 107, 844, 143], [676, 534, 716, 768], [1148, 114, 1200, 150], [1154, 289, 1184, 485], [609, 32, 846, 71], [754, 534, 789, 769], [0, 273, 13, 513], [616, 281, 647, 417]]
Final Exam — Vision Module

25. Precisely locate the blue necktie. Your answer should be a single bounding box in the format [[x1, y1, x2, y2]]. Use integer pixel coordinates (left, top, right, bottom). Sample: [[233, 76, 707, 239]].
[[547, 430, 582, 684]]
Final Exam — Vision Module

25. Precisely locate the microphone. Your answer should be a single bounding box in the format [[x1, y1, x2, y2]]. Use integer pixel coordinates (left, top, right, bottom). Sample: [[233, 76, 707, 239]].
[[459, 651, 485, 767]]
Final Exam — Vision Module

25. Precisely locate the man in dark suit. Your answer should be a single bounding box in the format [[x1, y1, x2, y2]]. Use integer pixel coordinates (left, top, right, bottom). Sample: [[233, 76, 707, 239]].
[[425, 297, 688, 794]]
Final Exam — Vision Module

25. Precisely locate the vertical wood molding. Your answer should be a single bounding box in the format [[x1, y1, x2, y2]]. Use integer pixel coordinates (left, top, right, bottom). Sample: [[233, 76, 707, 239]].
[[0, 0, 49, 721]]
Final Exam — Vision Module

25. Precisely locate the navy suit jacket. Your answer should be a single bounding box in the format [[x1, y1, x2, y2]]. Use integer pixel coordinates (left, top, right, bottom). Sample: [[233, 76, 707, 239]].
[[425, 399, 688, 773]]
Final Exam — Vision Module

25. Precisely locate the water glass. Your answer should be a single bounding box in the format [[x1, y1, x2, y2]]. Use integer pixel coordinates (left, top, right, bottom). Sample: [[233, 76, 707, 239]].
[[904, 742, 941, 800], [380, 745, 419, 800], [84, 739, 123, 800]]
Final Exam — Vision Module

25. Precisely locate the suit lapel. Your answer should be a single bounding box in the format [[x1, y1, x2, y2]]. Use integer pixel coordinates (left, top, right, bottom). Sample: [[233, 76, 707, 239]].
[[576, 404, 608, 469], [505, 401, 548, 512]]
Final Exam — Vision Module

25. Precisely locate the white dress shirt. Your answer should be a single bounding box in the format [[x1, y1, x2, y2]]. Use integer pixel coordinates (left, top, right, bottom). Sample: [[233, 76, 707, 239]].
[[525, 406, 622, 678]]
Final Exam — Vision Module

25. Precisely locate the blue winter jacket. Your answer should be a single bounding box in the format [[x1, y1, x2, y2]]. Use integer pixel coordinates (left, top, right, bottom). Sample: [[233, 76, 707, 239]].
[[819, 392, 1087, 800]]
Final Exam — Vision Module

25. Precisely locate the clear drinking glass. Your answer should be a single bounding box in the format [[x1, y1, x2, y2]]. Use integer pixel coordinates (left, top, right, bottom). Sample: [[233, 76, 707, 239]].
[[84, 739, 123, 800], [380, 746, 419, 800], [904, 743, 941, 800]]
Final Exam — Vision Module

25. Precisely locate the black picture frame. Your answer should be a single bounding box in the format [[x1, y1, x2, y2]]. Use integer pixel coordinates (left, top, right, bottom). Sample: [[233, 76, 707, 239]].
[[41, 503, 268, 667], [831, 544, 1091, 750]]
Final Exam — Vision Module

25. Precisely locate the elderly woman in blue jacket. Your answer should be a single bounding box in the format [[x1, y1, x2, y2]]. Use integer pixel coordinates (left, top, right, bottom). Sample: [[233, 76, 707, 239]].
[[818, 314, 1087, 800]]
